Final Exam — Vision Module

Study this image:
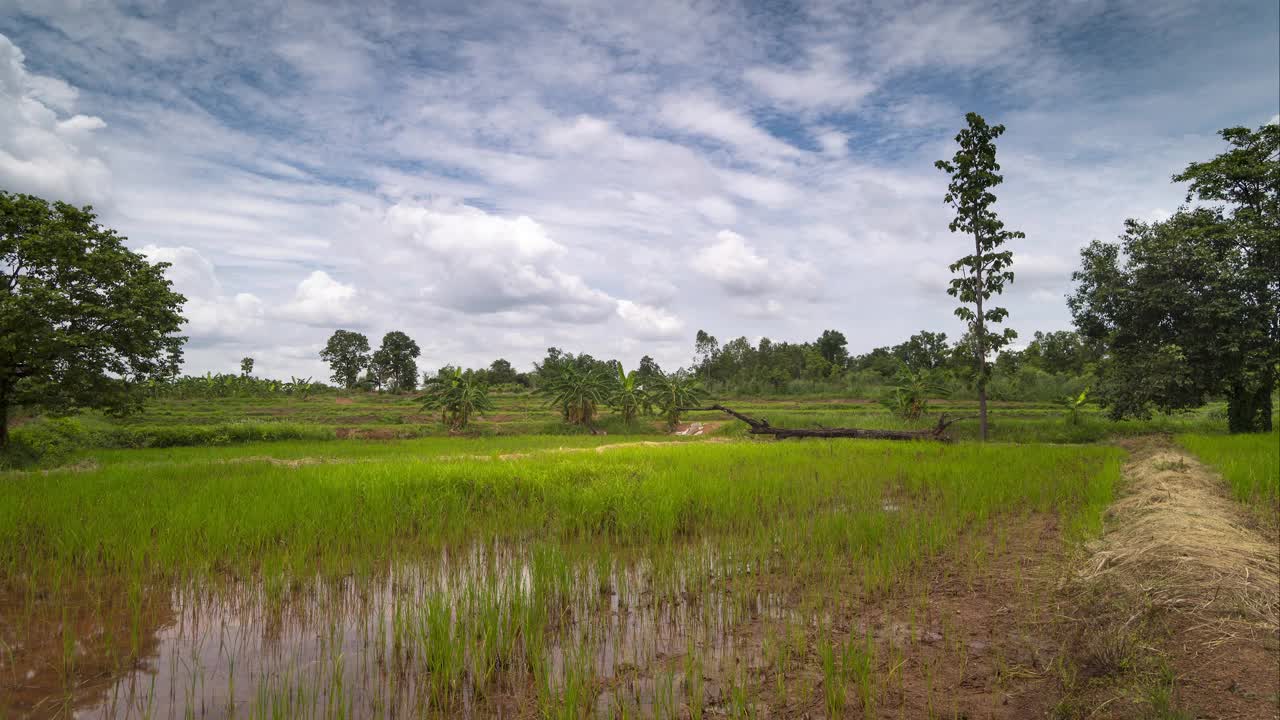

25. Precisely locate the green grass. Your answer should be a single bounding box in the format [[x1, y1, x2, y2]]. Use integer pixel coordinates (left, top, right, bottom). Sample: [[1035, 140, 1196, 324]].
[[0, 439, 1121, 582], [5, 392, 1232, 469], [1177, 430, 1280, 513]]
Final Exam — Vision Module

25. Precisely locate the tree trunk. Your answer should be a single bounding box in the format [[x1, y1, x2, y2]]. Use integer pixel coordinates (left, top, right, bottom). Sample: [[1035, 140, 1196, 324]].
[[1227, 372, 1275, 433], [0, 388, 9, 449], [974, 235, 989, 442], [684, 404, 967, 442]]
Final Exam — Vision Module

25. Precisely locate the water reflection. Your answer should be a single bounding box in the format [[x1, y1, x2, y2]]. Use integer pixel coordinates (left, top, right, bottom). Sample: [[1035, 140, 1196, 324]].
[[3, 542, 796, 718]]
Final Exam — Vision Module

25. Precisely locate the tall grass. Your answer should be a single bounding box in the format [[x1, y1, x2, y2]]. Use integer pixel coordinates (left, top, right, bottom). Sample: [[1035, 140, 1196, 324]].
[[1177, 431, 1280, 513], [0, 441, 1121, 582]]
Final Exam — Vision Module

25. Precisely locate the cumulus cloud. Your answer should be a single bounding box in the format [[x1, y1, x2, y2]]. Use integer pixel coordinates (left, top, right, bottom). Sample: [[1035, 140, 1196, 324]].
[[692, 230, 821, 301], [349, 201, 685, 334], [616, 300, 684, 340], [141, 245, 265, 342], [0, 33, 111, 205], [278, 270, 368, 327]]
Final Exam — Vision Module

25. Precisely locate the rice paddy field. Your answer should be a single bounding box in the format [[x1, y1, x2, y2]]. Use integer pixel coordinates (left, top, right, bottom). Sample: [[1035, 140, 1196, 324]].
[[1, 394, 1275, 719]]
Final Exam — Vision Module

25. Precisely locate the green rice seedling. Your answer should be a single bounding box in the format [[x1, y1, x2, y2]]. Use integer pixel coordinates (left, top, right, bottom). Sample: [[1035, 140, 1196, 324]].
[[684, 640, 705, 720], [819, 633, 845, 717], [654, 668, 676, 720], [1177, 431, 1280, 514]]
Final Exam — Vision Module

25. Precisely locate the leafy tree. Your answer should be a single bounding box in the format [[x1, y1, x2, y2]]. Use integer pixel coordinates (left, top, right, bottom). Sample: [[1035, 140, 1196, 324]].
[[371, 331, 421, 393], [0, 192, 185, 447], [936, 112, 1023, 440], [1071, 124, 1277, 432], [538, 361, 611, 425], [853, 347, 900, 379], [240, 357, 254, 376], [320, 330, 370, 389], [1071, 212, 1277, 430], [815, 329, 849, 369], [801, 344, 834, 380], [1022, 331, 1090, 375], [637, 355, 663, 385], [485, 358, 520, 386], [420, 367, 494, 429], [893, 331, 950, 371], [1060, 388, 1089, 426], [693, 330, 719, 379], [608, 363, 646, 423], [648, 369, 707, 429], [881, 364, 949, 420], [636, 355, 663, 414]]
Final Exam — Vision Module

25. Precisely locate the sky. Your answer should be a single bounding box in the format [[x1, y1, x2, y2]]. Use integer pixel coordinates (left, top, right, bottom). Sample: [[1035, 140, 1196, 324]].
[[1, 0, 1277, 379]]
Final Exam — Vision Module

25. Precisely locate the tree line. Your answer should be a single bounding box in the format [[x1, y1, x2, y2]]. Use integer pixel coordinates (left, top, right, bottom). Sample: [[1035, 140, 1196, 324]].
[[1, 118, 1274, 447]]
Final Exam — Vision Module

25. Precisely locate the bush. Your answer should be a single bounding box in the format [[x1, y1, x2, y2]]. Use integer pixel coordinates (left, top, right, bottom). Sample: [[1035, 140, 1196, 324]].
[[2, 417, 335, 468]]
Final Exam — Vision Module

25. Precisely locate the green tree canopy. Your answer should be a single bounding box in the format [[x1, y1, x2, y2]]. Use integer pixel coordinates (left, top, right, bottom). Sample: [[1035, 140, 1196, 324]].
[[319, 329, 370, 389], [1069, 123, 1278, 432], [240, 357, 254, 376], [893, 331, 950, 371], [0, 192, 186, 446], [814, 329, 849, 369], [371, 330, 421, 393]]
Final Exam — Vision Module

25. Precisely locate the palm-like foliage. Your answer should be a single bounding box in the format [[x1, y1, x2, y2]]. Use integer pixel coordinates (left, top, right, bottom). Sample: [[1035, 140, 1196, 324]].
[[648, 370, 706, 428], [419, 368, 494, 429], [1060, 387, 1089, 426], [608, 364, 646, 424], [882, 364, 950, 419], [539, 363, 611, 425]]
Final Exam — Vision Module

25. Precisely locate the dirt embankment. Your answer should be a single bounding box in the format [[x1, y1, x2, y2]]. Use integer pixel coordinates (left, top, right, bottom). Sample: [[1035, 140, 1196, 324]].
[[1061, 437, 1279, 718]]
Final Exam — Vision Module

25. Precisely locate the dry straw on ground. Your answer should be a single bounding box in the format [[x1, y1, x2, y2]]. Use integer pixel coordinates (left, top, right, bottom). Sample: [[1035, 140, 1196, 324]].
[[1081, 438, 1279, 633]]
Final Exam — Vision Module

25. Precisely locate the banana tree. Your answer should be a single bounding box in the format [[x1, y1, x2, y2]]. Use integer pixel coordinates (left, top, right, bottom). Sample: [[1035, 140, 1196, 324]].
[[608, 364, 647, 424], [649, 370, 707, 429], [420, 368, 494, 429]]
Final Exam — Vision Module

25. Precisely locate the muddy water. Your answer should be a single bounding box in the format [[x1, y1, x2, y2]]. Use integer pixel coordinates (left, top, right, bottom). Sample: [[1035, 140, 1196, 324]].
[[2, 543, 795, 718]]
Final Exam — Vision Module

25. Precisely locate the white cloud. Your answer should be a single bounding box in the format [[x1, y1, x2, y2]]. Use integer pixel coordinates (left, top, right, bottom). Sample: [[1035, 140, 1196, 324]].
[[616, 300, 684, 339], [141, 245, 265, 341], [814, 128, 849, 157], [875, 6, 1023, 71], [694, 196, 738, 225], [658, 93, 802, 162], [278, 270, 368, 327], [745, 45, 875, 112], [692, 230, 821, 300], [0, 33, 111, 205]]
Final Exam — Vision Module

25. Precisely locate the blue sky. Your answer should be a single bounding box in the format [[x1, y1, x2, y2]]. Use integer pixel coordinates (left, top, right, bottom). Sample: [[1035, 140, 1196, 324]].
[[1, 0, 1277, 377]]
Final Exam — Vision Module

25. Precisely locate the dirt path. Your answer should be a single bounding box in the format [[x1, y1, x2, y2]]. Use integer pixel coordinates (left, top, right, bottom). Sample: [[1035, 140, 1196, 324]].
[[1063, 437, 1280, 718]]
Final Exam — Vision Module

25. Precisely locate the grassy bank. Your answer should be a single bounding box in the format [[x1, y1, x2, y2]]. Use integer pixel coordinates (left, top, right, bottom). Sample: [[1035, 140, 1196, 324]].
[[1177, 431, 1280, 516]]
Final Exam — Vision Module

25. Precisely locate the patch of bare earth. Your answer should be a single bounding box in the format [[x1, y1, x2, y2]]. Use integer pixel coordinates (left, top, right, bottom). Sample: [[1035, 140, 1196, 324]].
[[1056, 436, 1279, 719], [671, 420, 727, 436]]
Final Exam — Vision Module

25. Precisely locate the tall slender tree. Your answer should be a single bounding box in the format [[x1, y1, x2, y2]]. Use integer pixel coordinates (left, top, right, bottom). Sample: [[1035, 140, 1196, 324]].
[[935, 112, 1023, 440]]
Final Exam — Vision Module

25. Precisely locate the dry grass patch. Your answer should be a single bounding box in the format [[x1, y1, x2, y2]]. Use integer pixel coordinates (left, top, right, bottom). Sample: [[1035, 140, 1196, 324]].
[[1081, 437, 1279, 632]]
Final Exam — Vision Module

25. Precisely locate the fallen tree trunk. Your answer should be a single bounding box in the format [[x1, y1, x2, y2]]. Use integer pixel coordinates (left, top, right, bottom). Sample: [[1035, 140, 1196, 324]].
[[682, 404, 967, 442]]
